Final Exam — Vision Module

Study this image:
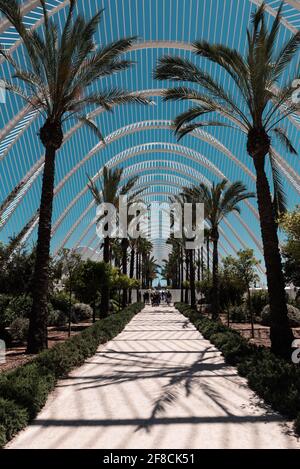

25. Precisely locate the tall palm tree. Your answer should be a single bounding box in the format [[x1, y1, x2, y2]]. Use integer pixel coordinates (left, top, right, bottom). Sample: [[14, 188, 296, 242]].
[[204, 228, 211, 280], [0, 0, 149, 352], [183, 180, 254, 319], [136, 238, 153, 288], [143, 255, 159, 288], [155, 2, 299, 356], [171, 193, 197, 308], [88, 166, 142, 315]]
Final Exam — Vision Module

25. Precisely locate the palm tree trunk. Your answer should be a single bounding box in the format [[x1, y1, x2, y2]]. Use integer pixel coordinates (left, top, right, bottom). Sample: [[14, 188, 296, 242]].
[[100, 236, 110, 317], [128, 246, 135, 303], [189, 249, 196, 308], [253, 155, 294, 357], [201, 246, 204, 280], [136, 248, 140, 302], [68, 283, 72, 336], [27, 145, 56, 353], [180, 248, 184, 302], [185, 251, 189, 303], [206, 236, 210, 279], [211, 230, 219, 320], [247, 286, 254, 339], [121, 238, 128, 307]]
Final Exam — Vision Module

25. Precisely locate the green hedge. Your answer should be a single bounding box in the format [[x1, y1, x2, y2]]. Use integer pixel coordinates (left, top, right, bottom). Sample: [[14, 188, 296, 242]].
[[0, 302, 143, 447], [175, 302, 300, 435]]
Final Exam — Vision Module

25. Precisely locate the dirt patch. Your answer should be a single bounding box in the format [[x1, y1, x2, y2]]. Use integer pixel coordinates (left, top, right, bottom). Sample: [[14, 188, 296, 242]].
[[0, 322, 92, 373], [220, 314, 300, 348]]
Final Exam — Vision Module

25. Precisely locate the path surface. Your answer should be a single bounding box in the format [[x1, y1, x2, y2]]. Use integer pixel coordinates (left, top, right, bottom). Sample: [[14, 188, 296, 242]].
[[8, 306, 300, 449]]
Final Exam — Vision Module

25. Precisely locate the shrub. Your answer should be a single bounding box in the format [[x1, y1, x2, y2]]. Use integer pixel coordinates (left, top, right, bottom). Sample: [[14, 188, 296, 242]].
[[5, 295, 32, 320], [0, 363, 56, 418], [0, 302, 143, 447], [261, 304, 300, 327], [295, 413, 300, 435], [0, 398, 28, 442], [71, 303, 93, 322], [0, 294, 13, 319], [0, 294, 29, 331], [228, 304, 248, 323], [50, 292, 74, 315], [9, 318, 29, 343], [250, 290, 269, 316], [175, 302, 300, 435], [47, 309, 67, 327], [0, 425, 7, 448]]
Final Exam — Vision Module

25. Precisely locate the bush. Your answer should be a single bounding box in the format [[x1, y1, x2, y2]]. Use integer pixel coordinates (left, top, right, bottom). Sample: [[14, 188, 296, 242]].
[[228, 304, 248, 323], [0, 398, 28, 443], [0, 363, 56, 418], [50, 292, 74, 315], [210, 331, 251, 365], [295, 413, 300, 435], [175, 302, 300, 435], [47, 309, 67, 327], [261, 304, 300, 327], [0, 302, 143, 447], [4, 295, 32, 320], [71, 303, 93, 322], [9, 318, 29, 343], [250, 290, 269, 316], [0, 294, 31, 331]]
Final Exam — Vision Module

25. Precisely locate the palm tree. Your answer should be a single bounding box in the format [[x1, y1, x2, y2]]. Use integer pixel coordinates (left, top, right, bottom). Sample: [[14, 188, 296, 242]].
[[204, 228, 211, 280], [171, 193, 197, 308], [88, 166, 141, 315], [155, 2, 299, 356], [0, 0, 149, 352], [143, 255, 159, 288], [183, 180, 254, 319]]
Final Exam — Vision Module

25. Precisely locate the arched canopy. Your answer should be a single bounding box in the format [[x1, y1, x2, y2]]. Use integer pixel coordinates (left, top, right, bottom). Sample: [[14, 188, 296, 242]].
[[1, 0, 300, 285]]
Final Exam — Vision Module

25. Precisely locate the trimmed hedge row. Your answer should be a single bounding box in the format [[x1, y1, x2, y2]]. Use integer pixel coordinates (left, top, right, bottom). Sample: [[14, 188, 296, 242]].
[[175, 302, 300, 435], [0, 302, 143, 447]]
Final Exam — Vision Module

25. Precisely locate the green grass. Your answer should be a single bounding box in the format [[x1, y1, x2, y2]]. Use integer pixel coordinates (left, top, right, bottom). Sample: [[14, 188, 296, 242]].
[[0, 302, 143, 447]]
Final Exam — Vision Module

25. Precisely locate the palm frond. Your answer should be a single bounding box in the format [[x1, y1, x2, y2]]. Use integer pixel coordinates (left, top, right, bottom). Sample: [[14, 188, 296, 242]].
[[87, 174, 102, 205], [273, 30, 300, 81], [120, 176, 139, 195], [76, 116, 105, 143], [272, 127, 298, 155], [176, 121, 232, 140], [269, 149, 287, 216]]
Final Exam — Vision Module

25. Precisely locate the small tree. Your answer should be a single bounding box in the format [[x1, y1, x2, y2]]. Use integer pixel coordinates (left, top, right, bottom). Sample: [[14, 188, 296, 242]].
[[72, 260, 110, 321], [57, 249, 82, 336], [280, 207, 300, 288], [223, 249, 260, 337]]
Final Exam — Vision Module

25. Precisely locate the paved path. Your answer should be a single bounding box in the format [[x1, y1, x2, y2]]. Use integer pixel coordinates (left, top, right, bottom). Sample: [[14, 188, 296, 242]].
[[8, 306, 300, 449]]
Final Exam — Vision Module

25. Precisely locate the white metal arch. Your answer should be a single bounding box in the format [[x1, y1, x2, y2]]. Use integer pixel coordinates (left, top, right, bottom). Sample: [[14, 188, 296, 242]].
[[80, 188, 255, 272], [46, 142, 259, 251], [56, 162, 263, 273], [0, 109, 256, 227]]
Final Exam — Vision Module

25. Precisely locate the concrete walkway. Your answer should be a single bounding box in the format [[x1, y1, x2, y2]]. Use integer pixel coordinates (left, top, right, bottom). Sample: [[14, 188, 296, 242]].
[[8, 306, 300, 449]]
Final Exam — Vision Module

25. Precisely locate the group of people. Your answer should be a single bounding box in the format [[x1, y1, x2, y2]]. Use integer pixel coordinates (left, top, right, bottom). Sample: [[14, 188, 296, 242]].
[[143, 289, 172, 306]]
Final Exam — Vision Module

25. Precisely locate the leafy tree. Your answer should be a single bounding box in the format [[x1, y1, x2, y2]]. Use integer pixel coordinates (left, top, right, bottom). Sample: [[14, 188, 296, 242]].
[[72, 260, 110, 321], [155, 2, 299, 357], [88, 167, 143, 312], [57, 248, 82, 335], [182, 180, 254, 319], [0, 243, 35, 296], [280, 207, 300, 287], [0, 0, 149, 353], [223, 249, 260, 337]]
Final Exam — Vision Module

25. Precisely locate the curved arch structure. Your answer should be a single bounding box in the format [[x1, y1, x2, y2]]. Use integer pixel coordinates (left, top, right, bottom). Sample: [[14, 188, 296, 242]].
[[18, 141, 261, 253], [1, 0, 300, 285]]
